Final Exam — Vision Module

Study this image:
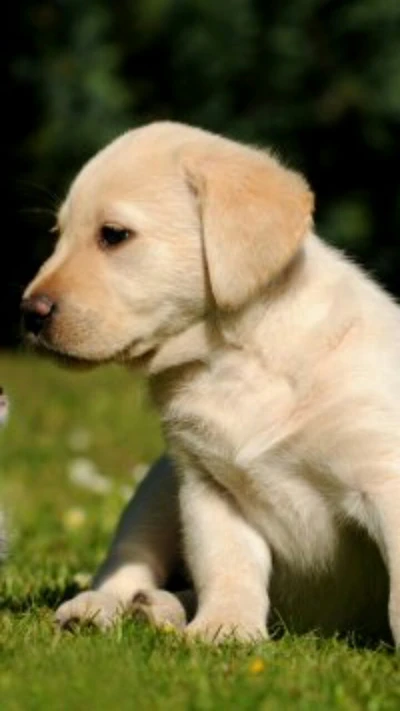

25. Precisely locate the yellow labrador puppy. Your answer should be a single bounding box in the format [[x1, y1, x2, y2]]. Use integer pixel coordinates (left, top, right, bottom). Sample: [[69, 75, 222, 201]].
[[22, 122, 399, 644]]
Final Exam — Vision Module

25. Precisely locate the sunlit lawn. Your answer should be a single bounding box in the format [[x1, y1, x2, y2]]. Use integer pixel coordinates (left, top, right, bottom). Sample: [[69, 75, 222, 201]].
[[0, 352, 399, 710]]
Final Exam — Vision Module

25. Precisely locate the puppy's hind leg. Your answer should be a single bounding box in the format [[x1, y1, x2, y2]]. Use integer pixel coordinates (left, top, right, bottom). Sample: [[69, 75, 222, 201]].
[[55, 455, 183, 630]]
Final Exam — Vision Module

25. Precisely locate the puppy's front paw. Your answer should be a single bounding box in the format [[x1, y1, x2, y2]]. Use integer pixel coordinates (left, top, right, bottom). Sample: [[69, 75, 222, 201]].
[[55, 591, 124, 630], [130, 589, 187, 630], [185, 614, 268, 644]]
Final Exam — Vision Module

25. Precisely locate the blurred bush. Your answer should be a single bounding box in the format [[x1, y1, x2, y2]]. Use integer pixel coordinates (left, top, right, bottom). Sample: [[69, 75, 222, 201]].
[[6, 0, 400, 345]]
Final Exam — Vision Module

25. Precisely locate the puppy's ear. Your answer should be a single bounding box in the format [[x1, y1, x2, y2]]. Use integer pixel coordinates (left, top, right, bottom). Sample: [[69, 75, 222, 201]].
[[184, 140, 314, 310]]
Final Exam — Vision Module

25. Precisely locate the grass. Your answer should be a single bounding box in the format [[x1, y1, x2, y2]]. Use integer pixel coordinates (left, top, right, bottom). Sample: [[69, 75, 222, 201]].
[[0, 351, 399, 710]]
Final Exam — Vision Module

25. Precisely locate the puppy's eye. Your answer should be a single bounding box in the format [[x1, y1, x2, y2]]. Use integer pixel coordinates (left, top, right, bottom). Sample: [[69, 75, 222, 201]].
[[100, 224, 133, 248]]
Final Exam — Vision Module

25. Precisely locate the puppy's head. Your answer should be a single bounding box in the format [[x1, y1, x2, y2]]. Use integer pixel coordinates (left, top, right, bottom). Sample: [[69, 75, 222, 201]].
[[22, 122, 314, 367]]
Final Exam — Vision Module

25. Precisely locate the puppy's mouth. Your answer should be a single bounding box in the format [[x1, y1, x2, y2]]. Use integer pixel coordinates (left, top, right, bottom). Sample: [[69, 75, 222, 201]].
[[25, 337, 99, 370], [24, 332, 155, 370]]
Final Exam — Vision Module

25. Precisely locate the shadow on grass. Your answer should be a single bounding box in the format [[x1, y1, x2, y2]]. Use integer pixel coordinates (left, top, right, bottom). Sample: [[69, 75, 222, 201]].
[[0, 577, 395, 652], [0, 581, 81, 613], [268, 618, 395, 653]]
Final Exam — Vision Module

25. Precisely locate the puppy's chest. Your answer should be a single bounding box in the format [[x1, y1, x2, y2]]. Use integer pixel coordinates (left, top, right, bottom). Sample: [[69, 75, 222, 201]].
[[161, 358, 354, 570], [163, 355, 296, 489]]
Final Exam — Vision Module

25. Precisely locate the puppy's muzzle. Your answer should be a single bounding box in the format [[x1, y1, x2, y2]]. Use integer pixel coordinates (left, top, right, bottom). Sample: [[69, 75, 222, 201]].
[[21, 294, 56, 337]]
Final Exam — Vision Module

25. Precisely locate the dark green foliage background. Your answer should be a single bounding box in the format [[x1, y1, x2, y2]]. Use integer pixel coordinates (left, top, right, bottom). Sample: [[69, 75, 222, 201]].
[[6, 0, 400, 344]]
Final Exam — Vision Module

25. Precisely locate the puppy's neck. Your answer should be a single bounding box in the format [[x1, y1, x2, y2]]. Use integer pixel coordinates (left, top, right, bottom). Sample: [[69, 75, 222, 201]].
[[147, 246, 308, 377], [148, 319, 219, 375]]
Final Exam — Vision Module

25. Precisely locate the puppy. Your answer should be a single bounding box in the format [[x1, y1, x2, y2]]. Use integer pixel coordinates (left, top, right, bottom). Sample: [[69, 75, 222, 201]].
[[22, 122, 399, 643]]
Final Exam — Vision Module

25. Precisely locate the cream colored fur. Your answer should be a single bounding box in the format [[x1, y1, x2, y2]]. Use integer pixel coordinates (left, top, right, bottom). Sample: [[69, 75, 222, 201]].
[[24, 122, 399, 644]]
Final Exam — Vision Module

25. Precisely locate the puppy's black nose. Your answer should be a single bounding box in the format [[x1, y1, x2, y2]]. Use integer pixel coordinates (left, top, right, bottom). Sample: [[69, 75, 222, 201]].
[[21, 294, 55, 336]]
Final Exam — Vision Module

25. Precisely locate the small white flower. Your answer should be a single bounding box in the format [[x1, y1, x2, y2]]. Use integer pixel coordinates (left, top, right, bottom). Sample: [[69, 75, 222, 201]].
[[68, 457, 112, 495]]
